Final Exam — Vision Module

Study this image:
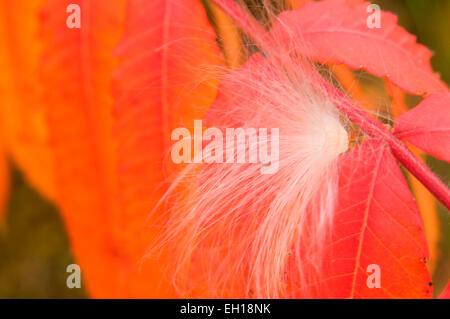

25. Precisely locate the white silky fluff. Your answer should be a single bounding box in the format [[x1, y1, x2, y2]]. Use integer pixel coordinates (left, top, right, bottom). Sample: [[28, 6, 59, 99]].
[[151, 2, 351, 297]]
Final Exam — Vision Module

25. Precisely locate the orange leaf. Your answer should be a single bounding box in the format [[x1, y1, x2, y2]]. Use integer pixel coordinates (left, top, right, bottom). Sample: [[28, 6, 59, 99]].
[[286, 0, 310, 9], [39, 0, 127, 298], [0, 0, 55, 200], [112, 0, 223, 297], [206, 0, 243, 68], [0, 147, 9, 224]]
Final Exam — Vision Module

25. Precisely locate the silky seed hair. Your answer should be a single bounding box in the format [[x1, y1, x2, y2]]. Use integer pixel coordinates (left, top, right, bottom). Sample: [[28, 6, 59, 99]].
[[148, 0, 353, 298]]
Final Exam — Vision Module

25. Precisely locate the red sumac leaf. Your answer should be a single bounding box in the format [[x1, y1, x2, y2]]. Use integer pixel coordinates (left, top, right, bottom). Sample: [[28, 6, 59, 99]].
[[395, 91, 450, 163], [299, 140, 432, 298], [270, 0, 447, 94]]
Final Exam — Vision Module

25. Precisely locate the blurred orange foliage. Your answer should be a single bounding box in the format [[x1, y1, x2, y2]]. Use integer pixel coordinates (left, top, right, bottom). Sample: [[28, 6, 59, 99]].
[[0, 0, 446, 298]]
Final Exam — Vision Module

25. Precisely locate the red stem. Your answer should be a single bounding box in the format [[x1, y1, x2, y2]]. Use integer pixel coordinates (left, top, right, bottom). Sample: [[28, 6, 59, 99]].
[[210, 0, 450, 211], [334, 90, 450, 210]]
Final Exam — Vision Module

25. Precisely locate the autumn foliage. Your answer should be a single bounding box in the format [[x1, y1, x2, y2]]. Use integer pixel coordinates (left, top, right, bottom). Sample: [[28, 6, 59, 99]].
[[0, 0, 449, 298]]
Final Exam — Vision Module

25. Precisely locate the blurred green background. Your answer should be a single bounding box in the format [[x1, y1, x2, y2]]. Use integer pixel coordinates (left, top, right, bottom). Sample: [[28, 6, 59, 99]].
[[0, 169, 85, 298], [0, 0, 448, 298]]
